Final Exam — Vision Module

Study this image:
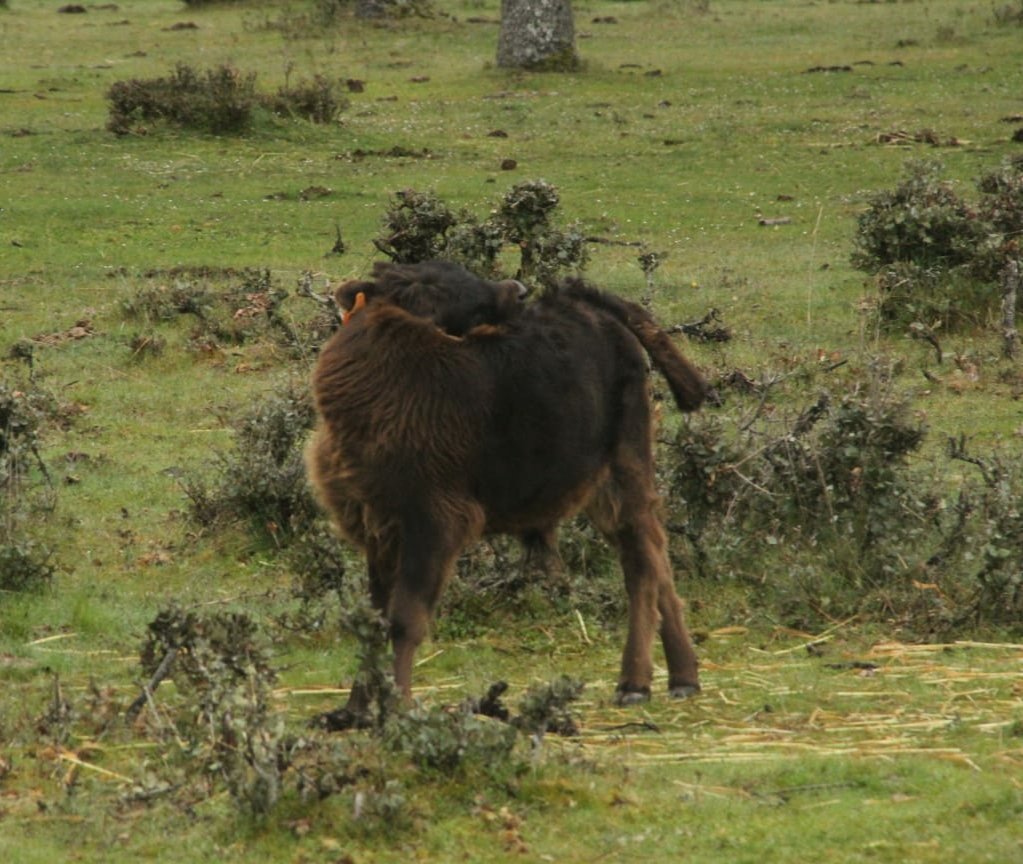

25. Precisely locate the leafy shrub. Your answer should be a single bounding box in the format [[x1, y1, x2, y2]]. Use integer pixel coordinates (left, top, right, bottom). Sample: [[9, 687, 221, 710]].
[[491, 180, 587, 285], [373, 180, 589, 287], [514, 676, 584, 737], [127, 331, 167, 361], [976, 156, 1023, 268], [139, 607, 289, 816], [663, 411, 746, 578], [334, 599, 400, 731], [107, 63, 258, 135], [661, 357, 1023, 636], [664, 362, 931, 623], [123, 270, 322, 356], [121, 282, 216, 323], [992, 0, 1023, 25], [852, 161, 984, 275], [374, 189, 460, 263], [264, 74, 348, 124], [108, 63, 350, 136], [183, 379, 319, 542], [1, 381, 57, 591], [0, 540, 55, 592], [388, 704, 518, 773], [852, 159, 1023, 329], [944, 440, 1023, 627], [871, 262, 1001, 329], [284, 521, 347, 604], [131, 598, 585, 824]]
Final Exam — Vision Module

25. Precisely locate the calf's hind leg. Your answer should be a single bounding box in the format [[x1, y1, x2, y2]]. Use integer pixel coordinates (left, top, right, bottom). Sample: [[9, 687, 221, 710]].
[[590, 468, 700, 705]]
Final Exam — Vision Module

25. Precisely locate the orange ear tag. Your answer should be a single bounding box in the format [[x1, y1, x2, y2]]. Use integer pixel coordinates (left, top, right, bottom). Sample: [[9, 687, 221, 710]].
[[342, 291, 366, 325]]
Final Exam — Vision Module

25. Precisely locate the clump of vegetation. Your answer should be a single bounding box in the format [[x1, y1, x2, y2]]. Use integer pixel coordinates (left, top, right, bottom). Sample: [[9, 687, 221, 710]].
[[514, 676, 584, 738], [1, 380, 57, 592], [944, 438, 1023, 627], [264, 73, 349, 124], [665, 361, 932, 622], [107, 63, 350, 135], [976, 155, 1023, 271], [662, 354, 1023, 636], [772, 379, 927, 552], [137, 607, 290, 817], [182, 378, 320, 543], [388, 703, 518, 773], [852, 161, 984, 274], [374, 180, 589, 288], [122, 270, 320, 356], [121, 281, 216, 323], [492, 179, 588, 286], [107, 63, 258, 135], [852, 158, 1023, 330], [127, 331, 167, 361], [373, 188, 461, 264], [280, 520, 348, 626], [327, 600, 401, 732], [129, 602, 575, 824], [992, 0, 1023, 25]]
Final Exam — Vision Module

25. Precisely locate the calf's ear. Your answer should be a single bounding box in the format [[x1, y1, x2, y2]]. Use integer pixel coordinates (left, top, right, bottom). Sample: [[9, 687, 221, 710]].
[[334, 279, 376, 310], [341, 292, 367, 325]]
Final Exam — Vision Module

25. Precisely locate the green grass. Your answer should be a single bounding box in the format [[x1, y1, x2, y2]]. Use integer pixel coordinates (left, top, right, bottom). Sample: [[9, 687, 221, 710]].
[[2, 0, 1023, 861]]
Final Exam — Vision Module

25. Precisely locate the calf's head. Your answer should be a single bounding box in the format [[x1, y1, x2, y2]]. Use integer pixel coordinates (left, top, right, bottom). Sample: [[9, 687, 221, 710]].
[[334, 260, 528, 336]]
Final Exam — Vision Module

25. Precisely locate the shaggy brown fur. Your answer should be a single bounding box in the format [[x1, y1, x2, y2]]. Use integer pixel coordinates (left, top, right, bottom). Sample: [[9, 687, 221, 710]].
[[307, 262, 710, 723]]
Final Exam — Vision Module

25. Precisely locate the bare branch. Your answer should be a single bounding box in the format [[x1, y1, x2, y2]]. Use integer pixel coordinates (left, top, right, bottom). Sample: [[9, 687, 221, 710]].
[[947, 433, 995, 487], [908, 321, 943, 364], [296, 271, 343, 329], [1001, 258, 1020, 360]]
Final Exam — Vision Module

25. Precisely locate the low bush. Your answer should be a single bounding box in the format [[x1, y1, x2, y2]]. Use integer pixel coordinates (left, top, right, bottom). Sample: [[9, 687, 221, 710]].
[[852, 161, 984, 276], [107, 63, 258, 135], [663, 360, 938, 626], [852, 158, 1023, 329], [374, 180, 589, 287], [661, 355, 1023, 636], [266, 74, 348, 123], [107, 64, 350, 135], [992, 0, 1023, 25], [130, 601, 575, 825], [388, 704, 518, 773], [943, 438, 1023, 627], [138, 607, 289, 816], [1, 380, 57, 592], [123, 270, 324, 356], [671, 368, 927, 560], [0, 539, 56, 592], [182, 379, 319, 542]]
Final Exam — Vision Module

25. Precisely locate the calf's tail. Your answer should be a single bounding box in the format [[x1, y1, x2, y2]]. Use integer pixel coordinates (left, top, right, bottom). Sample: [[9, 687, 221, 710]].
[[562, 281, 713, 412]]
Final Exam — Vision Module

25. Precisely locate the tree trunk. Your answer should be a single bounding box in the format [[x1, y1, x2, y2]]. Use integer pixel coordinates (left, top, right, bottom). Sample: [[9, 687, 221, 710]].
[[497, 0, 579, 71]]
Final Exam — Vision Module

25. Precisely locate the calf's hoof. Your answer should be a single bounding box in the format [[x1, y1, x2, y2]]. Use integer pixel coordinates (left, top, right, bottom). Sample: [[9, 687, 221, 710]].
[[614, 685, 651, 706], [668, 683, 701, 700]]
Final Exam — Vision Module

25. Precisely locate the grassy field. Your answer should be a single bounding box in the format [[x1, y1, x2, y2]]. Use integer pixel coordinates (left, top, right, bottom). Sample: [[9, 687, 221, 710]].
[[2, 1, 1023, 861]]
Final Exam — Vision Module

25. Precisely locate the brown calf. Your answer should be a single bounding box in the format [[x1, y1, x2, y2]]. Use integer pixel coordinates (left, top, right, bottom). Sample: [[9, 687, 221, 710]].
[[306, 262, 710, 721]]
